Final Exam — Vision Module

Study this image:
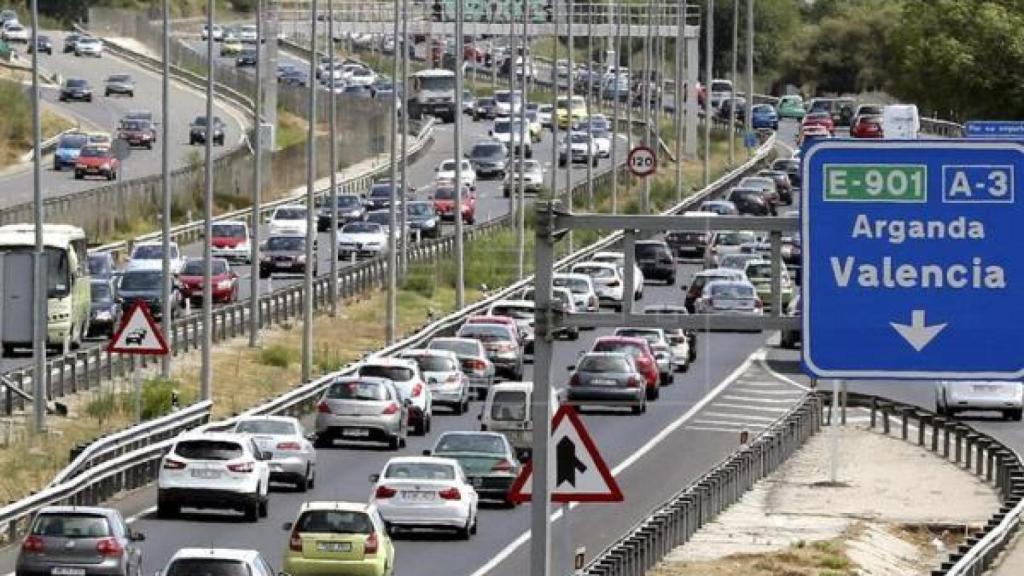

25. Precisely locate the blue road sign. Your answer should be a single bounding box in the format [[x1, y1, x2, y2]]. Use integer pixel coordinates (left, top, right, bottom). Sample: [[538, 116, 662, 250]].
[[802, 140, 1024, 380], [965, 121, 1024, 139]]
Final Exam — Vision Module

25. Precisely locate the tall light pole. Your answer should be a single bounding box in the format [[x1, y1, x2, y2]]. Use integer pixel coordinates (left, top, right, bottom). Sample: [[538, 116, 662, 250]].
[[549, 7, 559, 214], [249, 0, 264, 347], [674, 0, 684, 201], [454, 0, 465, 308], [565, 0, 574, 252], [611, 6, 621, 213], [746, 0, 754, 149], [200, 0, 216, 400], [641, 0, 653, 213], [30, 0, 44, 432], [301, 0, 318, 382], [728, 0, 737, 165], [516, 0, 529, 279], [328, 0, 339, 317], [585, 9, 594, 211], [703, 0, 713, 186], [386, 0, 399, 344], [399, 0, 410, 278], [161, 0, 173, 373]]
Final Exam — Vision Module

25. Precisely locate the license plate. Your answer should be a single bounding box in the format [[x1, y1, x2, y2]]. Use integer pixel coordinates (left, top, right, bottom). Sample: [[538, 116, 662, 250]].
[[316, 541, 352, 553], [591, 378, 617, 386], [973, 384, 997, 392], [471, 477, 484, 487], [343, 428, 370, 438], [401, 490, 435, 501], [52, 568, 86, 576], [191, 469, 221, 479]]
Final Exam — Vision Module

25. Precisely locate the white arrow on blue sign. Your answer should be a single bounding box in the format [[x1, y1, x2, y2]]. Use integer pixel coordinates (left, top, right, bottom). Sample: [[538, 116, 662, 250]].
[[802, 140, 1024, 380]]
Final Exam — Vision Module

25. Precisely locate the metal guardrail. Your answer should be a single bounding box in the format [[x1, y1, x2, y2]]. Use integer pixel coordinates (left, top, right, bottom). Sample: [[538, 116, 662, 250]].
[[922, 117, 965, 138], [583, 392, 819, 576]]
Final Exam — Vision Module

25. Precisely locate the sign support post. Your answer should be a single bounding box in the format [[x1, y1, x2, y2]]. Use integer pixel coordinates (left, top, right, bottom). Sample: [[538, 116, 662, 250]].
[[829, 379, 840, 483], [562, 502, 573, 576]]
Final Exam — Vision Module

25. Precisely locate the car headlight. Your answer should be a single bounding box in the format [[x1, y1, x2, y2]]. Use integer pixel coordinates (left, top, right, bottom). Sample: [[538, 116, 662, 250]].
[[216, 280, 233, 290], [296, 254, 307, 263], [260, 254, 272, 262], [93, 310, 112, 321], [100, 163, 110, 170], [424, 218, 436, 227]]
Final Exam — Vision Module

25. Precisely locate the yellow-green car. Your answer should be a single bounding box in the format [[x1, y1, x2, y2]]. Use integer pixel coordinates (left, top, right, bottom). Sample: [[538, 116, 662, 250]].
[[283, 502, 395, 576], [220, 38, 243, 57], [556, 95, 587, 129]]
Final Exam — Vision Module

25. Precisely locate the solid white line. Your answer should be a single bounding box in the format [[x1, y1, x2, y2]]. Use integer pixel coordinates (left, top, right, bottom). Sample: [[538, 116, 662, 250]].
[[728, 387, 806, 396], [689, 419, 766, 429], [684, 425, 759, 434], [701, 411, 779, 423], [712, 402, 791, 413], [732, 379, 797, 388], [465, 349, 763, 576], [126, 506, 157, 524], [721, 395, 798, 404], [757, 357, 811, 391]]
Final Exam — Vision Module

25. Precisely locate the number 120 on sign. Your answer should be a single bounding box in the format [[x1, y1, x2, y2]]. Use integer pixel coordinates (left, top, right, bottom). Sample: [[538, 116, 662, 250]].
[[628, 146, 656, 177]]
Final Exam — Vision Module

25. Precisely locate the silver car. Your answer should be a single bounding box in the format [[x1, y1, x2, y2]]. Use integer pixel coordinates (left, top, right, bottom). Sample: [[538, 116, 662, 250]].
[[456, 322, 524, 381], [566, 352, 646, 414], [398, 348, 472, 414], [16, 506, 144, 576], [428, 337, 496, 399], [233, 415, 317, 491], [935, 381, 1023, 421], [314, 376, 409, 450], [614, 327, 674, 385]]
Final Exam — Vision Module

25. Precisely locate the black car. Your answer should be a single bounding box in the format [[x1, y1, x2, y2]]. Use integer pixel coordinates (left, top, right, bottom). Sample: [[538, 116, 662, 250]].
[[317, 193, 366, 231], [88, 252, 116, 279], [719, 97, 747, 122], [88, 278, 122, 338], [467, 141, 507, 178], [665, 230, 708, 258], [236, 48, 258, 67], [771, 157, 801, 188], [365, 182, 403, 211], [406, 200, 440, 239], [27, 34, 52, 54], [62, 33, 81, 53], [116, 269, 182, 321], [472, 97, 498, 121], [189, 115, 226, 145], [634, 240, 676, 285], [59, 78, 92, 102], [728, 187, 773, 216], [259, 235, 316, 278]]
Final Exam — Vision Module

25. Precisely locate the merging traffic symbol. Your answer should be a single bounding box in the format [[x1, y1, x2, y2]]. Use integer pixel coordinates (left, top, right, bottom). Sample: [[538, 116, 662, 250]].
[[108, 301, 170, 356], [508, 405, 623, 503], [801, 140, 1024, 379]]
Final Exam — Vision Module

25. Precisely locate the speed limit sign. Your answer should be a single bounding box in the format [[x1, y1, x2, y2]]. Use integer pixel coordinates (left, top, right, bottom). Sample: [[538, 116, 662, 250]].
[[627, 146, 656, 177]]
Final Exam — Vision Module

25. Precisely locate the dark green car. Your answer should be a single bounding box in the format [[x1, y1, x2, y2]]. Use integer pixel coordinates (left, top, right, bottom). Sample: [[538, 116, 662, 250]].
[[776, 95, 805, 120], [425, 431, 521, 507]]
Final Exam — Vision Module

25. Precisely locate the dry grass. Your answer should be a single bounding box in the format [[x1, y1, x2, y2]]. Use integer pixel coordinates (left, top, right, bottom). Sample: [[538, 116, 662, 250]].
[[650, 538, 857, 576], [0, 78, 76, 170]]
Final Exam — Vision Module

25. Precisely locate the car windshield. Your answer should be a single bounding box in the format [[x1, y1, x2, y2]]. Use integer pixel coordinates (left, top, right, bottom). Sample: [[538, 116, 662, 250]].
[[490, 390, 527, 421], [58, 134, 88, 148], [359, 365, 414, 382], [429, 339, 479, 357], [471, 144, 503, 157], [108, 75, 130, 83], [418, 75, 454, 90], [716, 231, 757, 246], [166, 559, 250, 576], [267, 236, 304, 251], [458, 324, 511, 341], [574, 265, 614, 279], [274, 208, 305, 220], [295, 510, 372, 535], [235, 420, 296, 435], [341, 222, 381, 234], [408, 203, 433, 217], [66, 79, 87, 88], [213, 223, 246, 238], [436, 434, 505, 454], [579, 354, 631, 372], [440, 160, 459, 171], [710, 283, 755, 298], [119, 271, 161, 291], [859, 105, 882, 116], [174, 440, 243, 461], [489, 306, 532, 320], [31, 514, 111, 538], [328, 379, 388, 401], [384, 462, 456, 480]]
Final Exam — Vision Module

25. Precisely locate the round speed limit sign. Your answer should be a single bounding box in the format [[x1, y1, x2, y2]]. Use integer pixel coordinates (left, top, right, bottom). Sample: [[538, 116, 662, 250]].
[[627, 146, 657, 177]]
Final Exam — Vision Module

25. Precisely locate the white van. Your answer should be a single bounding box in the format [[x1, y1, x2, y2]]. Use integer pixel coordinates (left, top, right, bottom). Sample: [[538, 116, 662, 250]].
[[882, 104, 919, 139], [479, 381, 561, 461]]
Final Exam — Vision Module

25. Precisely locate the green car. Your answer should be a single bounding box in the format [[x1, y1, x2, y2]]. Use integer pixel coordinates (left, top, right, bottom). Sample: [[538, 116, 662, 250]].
[[283, 502, 395, 576], [776, 95, 806, 120], [743, 259, 794, 314]]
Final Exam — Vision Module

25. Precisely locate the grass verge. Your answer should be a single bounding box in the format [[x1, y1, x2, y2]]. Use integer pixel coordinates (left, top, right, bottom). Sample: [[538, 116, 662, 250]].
[[649, 537, 856, 576], [0, 79, 76, 170]]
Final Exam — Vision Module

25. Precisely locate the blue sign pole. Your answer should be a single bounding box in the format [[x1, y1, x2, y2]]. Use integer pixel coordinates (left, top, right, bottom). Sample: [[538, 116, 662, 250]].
[[802, 140, 1024, 380]]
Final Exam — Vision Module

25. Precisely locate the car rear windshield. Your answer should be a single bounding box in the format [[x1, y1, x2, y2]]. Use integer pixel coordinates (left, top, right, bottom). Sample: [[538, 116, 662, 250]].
[[458, 324, 511, 341], [428, 339, 478, 357], [574, 265, 614, 279], [31, 514, 111, 538], [182, 260, 228, 276], [553, 277, 588, 293], [328, 380, 388, 401], [635, 243, 668, 259], [710, 81, 732, 92], [235, 420, 296, 435], [436, 434, 505, 454], [716, 231, 757, 246], [108, 75, 131, 83], [267, 237, 304, 251], [66, 79, 88, 88], [408, 203, 433, 217], [489, 306, 532, 319], [471, 144, 503, 157], [615, 329, 661, 344], [710, 283, 755, 298], [745, 263, 772, 280], [79, 147, 108, 158], [359, 365, 414, 382], [384, 462, 456, 480], [579, 355, 631, 372], [341, 223, 380, 234], [433, 188, 455, 200], [490, 391, 527, 421], [166, 559, 250, 576], [366, 213, 390, 226], [296, 510, 372, 534], [274, 208, 305, 220], [213, 224, 246, 238], [174, 440, 244, 461], [91, 283, 111, 302], [409, 355, 457, 372], [593, 341, 644, 358], [59, 134, 88, 148]]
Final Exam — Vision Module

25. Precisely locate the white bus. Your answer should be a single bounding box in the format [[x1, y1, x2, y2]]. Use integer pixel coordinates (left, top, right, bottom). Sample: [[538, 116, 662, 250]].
[[0, 224, 91, 355]]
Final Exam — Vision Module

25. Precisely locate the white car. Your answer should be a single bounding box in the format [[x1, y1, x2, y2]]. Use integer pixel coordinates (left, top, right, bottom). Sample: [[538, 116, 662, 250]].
[[347, 67, 377, 86], [614, 327, 675, 384], [233, 415, 316, 492], [591, 251, 645, 299], [74, 37, 104, 57], [935, 381, 1023, 421], [435, 159, 476, 190], [210, 220, 251, 263], [553, 272, 600, 312], [336, 221, 389, 260], [2, 22, 28, 43], [571, 261, 625, 309], [201, 24, 224, 41], [238, 24, 258, 43], [126, 240, 185, 273], [397, 349, 471, 414], [590, 129, 612, 158], [267, 204, 308, 237], [537, 104, 554, 128], [493, 89, 522, 116], [157, 432, 271, 521], [490, 117, 531, 159], [486, 299, 535, 351], [159, 548, 275, 576], [369, 456, 479, 538], [503, 159, 544, 197], [357, 357, 433, 435], [559, 132, 599, 166]]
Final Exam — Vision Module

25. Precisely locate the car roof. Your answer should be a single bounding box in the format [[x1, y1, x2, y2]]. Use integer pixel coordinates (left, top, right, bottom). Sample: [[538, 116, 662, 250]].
[[383, 455, 460, 467], [594, 335, 648, 346], [133, 240, 177, 248], [573, 261, 617, 270], [213, 219, 247, 227], [169, 548, 262, 563], [696, 268, 745, 277], [234, 414, 299, 425], [399, 348, 458, 360], [331, 375, 394, 387], [37, 505, 116, 516], [490, 299, 533, 308], [297, 501, 372, 514], [491, 381, 534, 392], [361, 356, 418, 369]]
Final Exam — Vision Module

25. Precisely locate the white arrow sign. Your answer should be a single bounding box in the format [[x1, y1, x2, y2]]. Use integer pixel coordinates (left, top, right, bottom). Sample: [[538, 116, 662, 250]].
[[890, 310, 947, 352]]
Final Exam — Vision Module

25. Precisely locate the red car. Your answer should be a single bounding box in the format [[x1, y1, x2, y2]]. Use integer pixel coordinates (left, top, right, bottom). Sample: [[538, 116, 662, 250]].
[[117, 119, 156, 149], [801, 112, 835, 135], [178, 258, 239, 304], [851, 115, 884, 138], [590, 336, 660, 400], [74, 144, 119, 180], [432, 185, 476, 225]]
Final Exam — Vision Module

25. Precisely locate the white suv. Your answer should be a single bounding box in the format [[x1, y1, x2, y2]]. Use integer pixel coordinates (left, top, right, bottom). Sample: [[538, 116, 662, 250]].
[[157, 432, 271, 522], [358, 357, 433, 436]]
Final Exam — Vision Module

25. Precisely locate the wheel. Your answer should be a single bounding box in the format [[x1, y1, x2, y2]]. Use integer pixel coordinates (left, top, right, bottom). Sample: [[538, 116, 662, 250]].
[[388, 433, 401, 450], [307, 470, 315, 489], [452, 400, 464, 415], [630, 403, 643, 415], [1011, 410, 1023, 422], [243, 498, 259, 522], [424, 414, 432, 434], [129, 91, 134, 97], [413, 415, 426, 436], [667, 275, 676, 286], [470, 514, 478, 535], [258, 496, 268, 518], [74, 171, 83, 180], [476, 388, 487, 401], [104, 90, 110, 97], [2, 344, 13, 356], [313, 434, 332, 448], [156, 498, 179, 519], [296, 467, 309, 492], [457, 519, 472, 540], [645, 386, 659, 401], [86, 95, 92, 102]]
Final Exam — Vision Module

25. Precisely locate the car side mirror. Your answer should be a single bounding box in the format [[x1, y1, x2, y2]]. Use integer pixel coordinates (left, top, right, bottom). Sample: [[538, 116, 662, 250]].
[[369, 473, 380, 483], [282, 522, 294, 531], [566, 365, 575, 371], [129, 531, 145, 542], [403, 398, 412, 406], [260, 451, 273, 461], [422, 449, 432, 456]]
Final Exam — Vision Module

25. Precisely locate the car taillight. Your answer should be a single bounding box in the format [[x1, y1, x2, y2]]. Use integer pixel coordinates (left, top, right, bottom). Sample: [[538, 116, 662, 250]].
[[22, 535, 44, 553], [589, 295, 598, 308], [375, 485, 397, 498], [382, 402, 399, 415], [411, 383, 423, 397], [492, 459, 513, 472], [607, 280, 620, 287], [317, 401, 332, 414], [755, 299, 764, 309], [628, 376, 641, 388], [364, 531, 379, 555], [289, 531, 303, 551], [162, 458, 186, 470], [276, 442, 301, 451], [227, 461, 254, 473], [471, 359, 487, 371], [439, 487, 462, 500], [569, 374, 581, 386], [96, 537, 123, 557]]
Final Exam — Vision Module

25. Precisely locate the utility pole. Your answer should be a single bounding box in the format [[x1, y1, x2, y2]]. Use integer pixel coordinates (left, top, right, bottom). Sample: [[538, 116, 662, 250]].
[[200, 0, 215, 400], [728, 0, 737, 165], [746, 0, 754, 150], [549, 7, 559, 213], [516, 0, 529, 279], [161, 0, 173, 373], [642, 0, 652, 213], [399, 0, 410, 278], [565, 0, 574, 252], [386, 0, 399, 344], [249, 0, 264, 347], [611, 6, 621, 213], [585, 10, 594, 212], [674, 0, 684, 202], [328, 0, 339, 317], [626, 8, 633, 193], [301, 0, 317, 382], [30, 0, 44, 432], [454, 0, 465, 308], [703, 0, 713, 186]]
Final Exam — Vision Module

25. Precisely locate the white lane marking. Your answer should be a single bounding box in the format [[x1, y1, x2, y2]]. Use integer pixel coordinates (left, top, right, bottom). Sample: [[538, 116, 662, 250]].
[[721, 394, 798, 404], [466, 349, 762, 576], [701, 411, 780, 423], [712, 402, 791, 414], [684, 425, 760, 434], [728, 387, 806, 396], [730, 379, 797, 388], [127, 506, 157, 524], [688, 418, 767, 429], [757, 357, 810, 391]]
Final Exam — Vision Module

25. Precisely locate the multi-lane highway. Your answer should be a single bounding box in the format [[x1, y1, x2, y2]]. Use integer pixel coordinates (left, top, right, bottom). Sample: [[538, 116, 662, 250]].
[[0, 32, 246, 209]]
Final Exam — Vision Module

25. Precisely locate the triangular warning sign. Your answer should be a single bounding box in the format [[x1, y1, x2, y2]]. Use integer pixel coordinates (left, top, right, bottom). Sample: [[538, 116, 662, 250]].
[[508, 404, 623, 503], [108, 301, 170, 355]]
